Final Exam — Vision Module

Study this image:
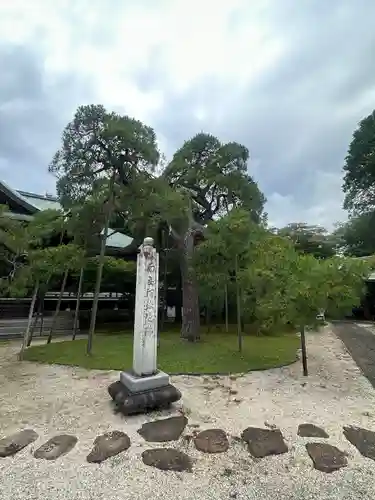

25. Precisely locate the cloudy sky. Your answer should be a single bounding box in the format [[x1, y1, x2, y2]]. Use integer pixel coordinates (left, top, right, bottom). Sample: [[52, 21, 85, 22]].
[[1, 0, 374, 229]]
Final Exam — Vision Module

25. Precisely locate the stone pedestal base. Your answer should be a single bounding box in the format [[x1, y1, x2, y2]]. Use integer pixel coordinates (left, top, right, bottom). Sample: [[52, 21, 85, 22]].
[[120, 370, 169, 392], [108, 380, 182, 416]]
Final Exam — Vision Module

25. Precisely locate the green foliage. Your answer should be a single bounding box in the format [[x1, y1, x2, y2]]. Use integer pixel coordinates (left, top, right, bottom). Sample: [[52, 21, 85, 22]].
[[318, 256, 372, 318], [49, 104, 160, 210], [196, 211, 371, 333], [27, 209, 69, 244], [163, 133, 265, 224], [343, 109, 375, 214], [273, 222, 337, 259], [194, 208, 263, 314], [245, 236, 371, 331], [0, 205, 29, 272], [333, 212, 375, 257], [8, 244, 84, 297], [72, 256, 136, 293]]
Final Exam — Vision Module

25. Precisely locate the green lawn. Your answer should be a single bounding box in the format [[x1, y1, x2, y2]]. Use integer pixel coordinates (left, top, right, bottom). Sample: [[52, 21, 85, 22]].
[[23, 331, 299, 374]]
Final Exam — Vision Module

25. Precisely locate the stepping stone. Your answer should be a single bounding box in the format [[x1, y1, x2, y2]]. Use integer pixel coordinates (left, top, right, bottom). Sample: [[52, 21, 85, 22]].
[[194, 429, 229, 453], [298, 424, 329, 438], [34, 435, 77, 460], [137, 416, 187, 442], [142, 448, 192, 472], [241, 427, 288, 458], [343, 426, 375, 461], [87, 431, 131, 463], [306, 442, 347, 473], [0, 429, 38, 457]]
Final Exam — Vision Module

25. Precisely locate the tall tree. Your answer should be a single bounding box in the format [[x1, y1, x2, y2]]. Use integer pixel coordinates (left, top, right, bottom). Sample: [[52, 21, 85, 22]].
[[333, 212, 375, 257], [49, 104, 159, 353], [194, 209, 264, 347], [343, 109, 375, 215], [163, 133, 265, 341], [273, 222, 336, 259]]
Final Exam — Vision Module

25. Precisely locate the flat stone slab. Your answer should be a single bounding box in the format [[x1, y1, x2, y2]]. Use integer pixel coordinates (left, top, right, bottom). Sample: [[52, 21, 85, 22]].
[[343, 426, 375, 461], [194, 429, 229, 453], [87, 431, 131, 463], [241, 427, 288, 458], [0, 429, 38, 457], [142, 448, 192, 472], [34, 434, 77, 460], [137, 416, 187, 442], [306, 442, 347, 473], [108, 380, 181, 415], [298, 424, 329, 438]]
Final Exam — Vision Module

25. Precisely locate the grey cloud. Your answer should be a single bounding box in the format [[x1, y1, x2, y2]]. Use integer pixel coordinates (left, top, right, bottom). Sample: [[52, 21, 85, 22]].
[[0, 43, 94, 193], [1, 0, 375, 230], [145, 0, 375, 227]]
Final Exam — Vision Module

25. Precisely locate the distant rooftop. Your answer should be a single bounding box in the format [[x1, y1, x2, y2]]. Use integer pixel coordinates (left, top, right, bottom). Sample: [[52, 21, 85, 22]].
[[16, 190, 61, 211], [0, 181, 133, 249]]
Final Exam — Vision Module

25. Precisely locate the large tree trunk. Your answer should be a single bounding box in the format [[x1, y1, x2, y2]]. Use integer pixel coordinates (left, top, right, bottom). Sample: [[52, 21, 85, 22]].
[[180, 230, 200, 341], [72, 266, 84, 340], [19, 283, 38, 360], [47, 268, 68, 344]]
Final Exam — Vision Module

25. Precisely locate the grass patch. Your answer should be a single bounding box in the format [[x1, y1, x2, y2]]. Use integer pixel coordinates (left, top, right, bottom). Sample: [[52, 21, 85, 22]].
[[23, 331, 299, 373]]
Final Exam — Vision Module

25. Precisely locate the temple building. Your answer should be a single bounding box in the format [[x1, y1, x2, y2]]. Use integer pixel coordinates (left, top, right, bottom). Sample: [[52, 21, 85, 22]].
[[0, 180, 137, 325]]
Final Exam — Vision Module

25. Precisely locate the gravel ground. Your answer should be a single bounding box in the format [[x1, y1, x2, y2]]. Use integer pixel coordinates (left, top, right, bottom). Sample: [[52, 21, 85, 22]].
[[1, 327, 375, 500], [333, 321, 375, 389]]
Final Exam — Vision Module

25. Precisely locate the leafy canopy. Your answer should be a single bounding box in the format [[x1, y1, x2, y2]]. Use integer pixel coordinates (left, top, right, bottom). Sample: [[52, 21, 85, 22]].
[[273, 222, 337, 259], [49, 104, 160, 209], [343, 109, 375, 214], [163, 133, 265, 228]]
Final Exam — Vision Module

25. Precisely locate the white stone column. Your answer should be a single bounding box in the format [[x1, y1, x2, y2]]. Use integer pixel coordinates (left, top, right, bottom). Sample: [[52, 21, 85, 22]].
[[132, 237, 159, 376]]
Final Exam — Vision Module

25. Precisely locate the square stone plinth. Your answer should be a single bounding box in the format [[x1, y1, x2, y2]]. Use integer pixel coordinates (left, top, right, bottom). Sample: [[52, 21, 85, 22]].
[[120, 370, 169, 393]]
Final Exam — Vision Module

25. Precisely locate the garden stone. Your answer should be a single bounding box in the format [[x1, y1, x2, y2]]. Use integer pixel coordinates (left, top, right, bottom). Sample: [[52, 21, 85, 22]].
[[0, 429, 38, 457], [298, 423, 329, 438], [306, 442, 347, 473], [194, 429, 229, 453], [142, 448, 192, 472], [87, 431, 131, 463], [34, 434, 77, 460], [138, 416, 187, 442], [343, 426, 375, 461], [241, 427, 288, 458]]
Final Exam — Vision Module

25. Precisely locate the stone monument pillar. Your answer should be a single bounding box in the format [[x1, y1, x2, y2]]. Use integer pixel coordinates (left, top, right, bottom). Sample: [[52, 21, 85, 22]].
[[108, 237, 181, 415]]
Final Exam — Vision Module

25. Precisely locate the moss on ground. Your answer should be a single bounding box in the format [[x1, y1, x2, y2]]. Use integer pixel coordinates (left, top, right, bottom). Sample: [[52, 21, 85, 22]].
[[23, 330, 299, 374]]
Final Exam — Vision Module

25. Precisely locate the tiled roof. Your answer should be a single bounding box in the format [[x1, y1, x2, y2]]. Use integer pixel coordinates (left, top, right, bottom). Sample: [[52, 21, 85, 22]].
[[0, 181, 133, 249]]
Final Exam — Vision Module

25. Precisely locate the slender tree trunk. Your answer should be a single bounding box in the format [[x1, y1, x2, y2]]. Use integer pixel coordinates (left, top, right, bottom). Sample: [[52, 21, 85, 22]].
[[39, 297, 45, 337], [175, 274, 182, 324], [87, 172, 115, 355], [300, 325, 308, 376], [235, 254, 243, 353], [180, 230, 200, 342], [47, 268, 68, 344], [27, 295, 41, 346], [19, 283, 38, 360], [224, 284, 229, 332], [160, 250, 168, 332], [72, 266, 84, 340]]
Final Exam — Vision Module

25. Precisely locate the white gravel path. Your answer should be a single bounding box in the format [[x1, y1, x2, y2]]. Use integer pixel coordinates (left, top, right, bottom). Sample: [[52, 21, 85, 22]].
[[1, 326, 375, 500]]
